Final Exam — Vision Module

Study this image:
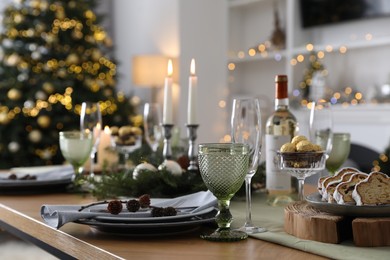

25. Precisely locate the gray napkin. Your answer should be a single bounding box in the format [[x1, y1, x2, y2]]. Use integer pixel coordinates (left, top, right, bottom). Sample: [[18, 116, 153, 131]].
[[10, 165, 74, 180], [41, 190, 217, 229]]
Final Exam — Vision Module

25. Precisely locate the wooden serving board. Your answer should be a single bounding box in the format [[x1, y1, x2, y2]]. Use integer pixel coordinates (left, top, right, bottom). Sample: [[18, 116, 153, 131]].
[[284, 202, 390, 247]]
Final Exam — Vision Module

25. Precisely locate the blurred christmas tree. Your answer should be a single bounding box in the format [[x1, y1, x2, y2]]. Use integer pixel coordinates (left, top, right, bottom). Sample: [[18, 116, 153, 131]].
[[0, 0, 137, 168]]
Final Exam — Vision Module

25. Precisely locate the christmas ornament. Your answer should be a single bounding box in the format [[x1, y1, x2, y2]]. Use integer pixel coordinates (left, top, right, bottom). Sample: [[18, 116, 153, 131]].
[[35, 90, 47, 100], [42, 82, 54, 93], [0, 112, 10, 124], [7, 88, 22, 100], [8, 142, 20, 153], [160, 160, 183, 176], [28, 129, 42, 143], [37, 115, 50, 128], [133, 162, 157, 180]]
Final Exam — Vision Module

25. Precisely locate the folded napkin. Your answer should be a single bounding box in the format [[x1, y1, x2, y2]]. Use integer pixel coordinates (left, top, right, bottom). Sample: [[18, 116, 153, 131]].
[[41, 190, 217, 229], [10, 165, 74, 181]]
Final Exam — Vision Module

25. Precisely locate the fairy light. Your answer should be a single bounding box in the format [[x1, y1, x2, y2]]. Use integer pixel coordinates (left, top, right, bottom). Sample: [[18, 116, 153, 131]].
[[228, 63, 235, 71]]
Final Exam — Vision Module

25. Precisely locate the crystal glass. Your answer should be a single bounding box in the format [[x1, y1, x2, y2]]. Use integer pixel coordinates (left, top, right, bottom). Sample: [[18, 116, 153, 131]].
[[198, 143, 250, 242], [326, 133, 351, 174], [80, 102, 102, 178], [59, 131, 93, 185], [143, 103, 163, 152], [309, 100, 333, 156], [112, 133, 142, 170], [278, 151, 326, 201], [231, 98, 266, 234]]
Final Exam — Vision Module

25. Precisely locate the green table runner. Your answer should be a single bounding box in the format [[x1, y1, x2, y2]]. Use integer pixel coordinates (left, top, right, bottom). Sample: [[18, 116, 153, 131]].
[[230, 193, 389, 260]]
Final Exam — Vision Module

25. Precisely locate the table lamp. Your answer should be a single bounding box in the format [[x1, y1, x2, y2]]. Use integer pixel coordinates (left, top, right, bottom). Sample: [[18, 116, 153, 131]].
[[132, 55, 178, 102]]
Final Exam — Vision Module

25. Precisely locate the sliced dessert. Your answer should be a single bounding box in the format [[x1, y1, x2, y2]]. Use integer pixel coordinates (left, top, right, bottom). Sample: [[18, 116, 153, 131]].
[[325, 172, 356, 203], [320, 167, 360, 201], [333, 172, 368, 205], [352, 172, 390, 206]]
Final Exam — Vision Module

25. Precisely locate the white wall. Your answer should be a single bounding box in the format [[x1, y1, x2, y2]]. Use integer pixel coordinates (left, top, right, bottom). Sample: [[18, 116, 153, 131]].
[[112, 0, 229, 143], [177, 0, 228, 143], [112, 0, 179, 101]]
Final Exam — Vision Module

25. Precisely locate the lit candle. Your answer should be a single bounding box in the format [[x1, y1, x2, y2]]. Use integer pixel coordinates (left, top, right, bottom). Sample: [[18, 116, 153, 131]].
[[98, 126, 118, 167], [187, 59, 198, 124], [163, 59, 173, 124]]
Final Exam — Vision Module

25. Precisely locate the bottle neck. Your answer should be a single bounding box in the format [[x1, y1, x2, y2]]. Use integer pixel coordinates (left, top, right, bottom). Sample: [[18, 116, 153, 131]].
[[275, 97, 289, 110]]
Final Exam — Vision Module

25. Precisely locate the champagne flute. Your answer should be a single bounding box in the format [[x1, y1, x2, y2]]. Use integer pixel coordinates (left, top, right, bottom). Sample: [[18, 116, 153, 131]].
[[198, 143, 250, 242], [143, 103, 163, 152], [326, 133, 351, 174], [231, 98, 266, 234], [59, 131, 93, 186], [309, 100, 333, 157], [80, 102, 102, 178]]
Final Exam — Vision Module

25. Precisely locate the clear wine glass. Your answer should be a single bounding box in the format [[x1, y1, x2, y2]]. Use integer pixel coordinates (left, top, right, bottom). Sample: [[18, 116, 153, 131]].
[[309, 100, 333, 156], [231, 98, 266, 234], [198, 143, 250, 242], [80, 102, 102, 178], [277, 151, 326, 201], [143, 103, 163, 152], [59, 131, 93, 186], [326, 133, 351, 174]]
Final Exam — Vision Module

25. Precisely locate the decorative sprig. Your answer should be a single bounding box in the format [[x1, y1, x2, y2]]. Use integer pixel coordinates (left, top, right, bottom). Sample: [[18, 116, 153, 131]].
[[77, 194, 177, 217]]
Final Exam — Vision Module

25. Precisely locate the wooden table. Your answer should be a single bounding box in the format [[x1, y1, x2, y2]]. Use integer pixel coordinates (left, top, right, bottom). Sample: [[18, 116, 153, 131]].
[[0, 191, 328, 259]]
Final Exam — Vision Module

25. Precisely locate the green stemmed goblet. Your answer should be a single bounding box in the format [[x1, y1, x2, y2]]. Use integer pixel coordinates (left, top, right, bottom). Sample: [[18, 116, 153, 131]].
[[59, 131, 93, 186], [198, 143, 250, 242]]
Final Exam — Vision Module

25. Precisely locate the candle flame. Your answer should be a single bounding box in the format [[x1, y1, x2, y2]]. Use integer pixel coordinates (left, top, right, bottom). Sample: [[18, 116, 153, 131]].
[[190, 58, 196, 76], [104, 125, 111, 134], [167, 59, 173, 77]]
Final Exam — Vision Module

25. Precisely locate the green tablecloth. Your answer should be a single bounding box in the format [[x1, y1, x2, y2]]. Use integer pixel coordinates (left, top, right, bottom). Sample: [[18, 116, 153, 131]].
[[230, 193, 390, 260]]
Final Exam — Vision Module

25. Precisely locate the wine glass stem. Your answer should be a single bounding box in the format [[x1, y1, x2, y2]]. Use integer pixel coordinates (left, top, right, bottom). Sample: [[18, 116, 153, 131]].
[[244, 175, 253, 226], [298, 178, 305, 201], [217, 199, 232, 229], [90, 151, 95, 178]]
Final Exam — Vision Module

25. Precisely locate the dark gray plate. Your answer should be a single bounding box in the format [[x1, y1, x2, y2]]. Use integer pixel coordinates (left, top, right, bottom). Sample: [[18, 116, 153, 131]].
[[75, 209, 217, 236], [306, 193, 390, 217]]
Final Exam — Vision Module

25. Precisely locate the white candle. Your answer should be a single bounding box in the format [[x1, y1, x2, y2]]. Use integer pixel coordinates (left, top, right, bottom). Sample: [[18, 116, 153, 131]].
[[187, 59, 198, 124], [98, 126, 118, 167], [163, 59, 173, 124]]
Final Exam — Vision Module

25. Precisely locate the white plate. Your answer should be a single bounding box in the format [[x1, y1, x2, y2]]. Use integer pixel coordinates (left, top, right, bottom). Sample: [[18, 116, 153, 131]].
[[75, 209, 217, 236], [306, 193, 390, 217], [0, 176, 73, 193], [91, 206, 216, 223]]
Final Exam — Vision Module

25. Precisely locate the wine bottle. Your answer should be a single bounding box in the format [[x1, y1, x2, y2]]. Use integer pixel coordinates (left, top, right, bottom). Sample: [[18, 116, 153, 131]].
[[265, 75, 298, 205]]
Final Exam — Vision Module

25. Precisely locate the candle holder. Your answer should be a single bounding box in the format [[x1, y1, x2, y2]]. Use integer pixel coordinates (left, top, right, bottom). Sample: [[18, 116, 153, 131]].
[[161, 124, 174, 160], [186, 124, 199, 171]]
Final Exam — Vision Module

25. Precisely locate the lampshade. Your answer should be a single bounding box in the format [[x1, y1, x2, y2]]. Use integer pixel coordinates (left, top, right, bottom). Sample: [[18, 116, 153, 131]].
[[132, 55, 179, 88]]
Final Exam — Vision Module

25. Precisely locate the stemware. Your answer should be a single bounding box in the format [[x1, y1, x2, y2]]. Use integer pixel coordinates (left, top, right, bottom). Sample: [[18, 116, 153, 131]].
[[80, 102, 102, 178], [326, 133, 351, 174], [278, 151, 326, 201], [143, 103, 163, 152], [198, 143, 250, 242], [59, 131, 93, 185], [231, 98, 266, 234], [309, 100, 333, 156]]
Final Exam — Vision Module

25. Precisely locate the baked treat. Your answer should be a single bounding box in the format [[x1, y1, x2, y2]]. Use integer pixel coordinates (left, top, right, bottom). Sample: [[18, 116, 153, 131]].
[[112, 126, 142, 146], [291, 135, 307, 146], [324, 172, 356, 203], [280, 143, 296, 152], [333, 172, 369, 205], [352, 172, 390, 206], [320, 167, 360, 200], [317, 176, 327, 195]]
